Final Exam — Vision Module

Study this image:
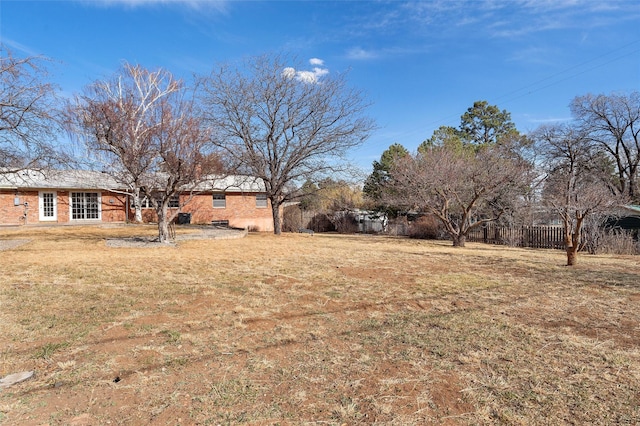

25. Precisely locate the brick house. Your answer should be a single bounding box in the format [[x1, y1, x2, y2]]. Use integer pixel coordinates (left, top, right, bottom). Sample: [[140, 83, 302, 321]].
[[0, 170, 275, 231]]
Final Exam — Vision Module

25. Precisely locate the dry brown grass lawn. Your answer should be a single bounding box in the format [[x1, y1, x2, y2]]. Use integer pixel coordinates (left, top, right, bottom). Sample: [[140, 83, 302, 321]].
[[0, 225, 639, 425]]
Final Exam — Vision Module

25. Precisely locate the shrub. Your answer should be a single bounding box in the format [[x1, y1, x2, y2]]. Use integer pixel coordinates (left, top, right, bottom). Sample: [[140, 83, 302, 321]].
[[592, 229, 639, 255], [307, 213, 335, 233], [282, 205, 303, 232], [408, 215, 444, 240], [331, 211, 359, 234]]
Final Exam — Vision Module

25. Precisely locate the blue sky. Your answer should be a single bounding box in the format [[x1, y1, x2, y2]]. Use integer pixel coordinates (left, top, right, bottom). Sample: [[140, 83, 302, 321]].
[[1, 0, 639, 171]]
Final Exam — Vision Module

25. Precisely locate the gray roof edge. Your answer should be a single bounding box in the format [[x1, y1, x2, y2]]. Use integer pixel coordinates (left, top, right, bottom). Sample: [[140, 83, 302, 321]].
[[0, 170, 265, 193], [0, 169, 121, 190]]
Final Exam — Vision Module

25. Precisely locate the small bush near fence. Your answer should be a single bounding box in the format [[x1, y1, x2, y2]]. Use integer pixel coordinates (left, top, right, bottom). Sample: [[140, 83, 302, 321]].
[[408, 215, 445, 240], [307, 213, 335, 233], [282, 205, 303, 232], [590, 229, 639, 255], [331, 212, 359, 234], [282, 206, 337, 233]]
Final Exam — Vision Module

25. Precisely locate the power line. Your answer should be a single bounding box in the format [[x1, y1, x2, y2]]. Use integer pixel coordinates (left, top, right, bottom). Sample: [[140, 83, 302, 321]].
[[384, 39, 640, 146], [491, 40, 640, 105]]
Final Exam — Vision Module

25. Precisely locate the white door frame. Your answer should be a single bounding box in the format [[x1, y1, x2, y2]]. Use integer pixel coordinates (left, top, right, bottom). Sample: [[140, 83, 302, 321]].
[[38, 191, 57, 221]]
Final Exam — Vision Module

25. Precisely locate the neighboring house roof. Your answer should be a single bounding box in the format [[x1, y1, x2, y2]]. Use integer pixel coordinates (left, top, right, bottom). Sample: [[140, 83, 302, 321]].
[[0, 169, 266, 193], [200, 175, 266, 193], [609, 205, 640, 230]]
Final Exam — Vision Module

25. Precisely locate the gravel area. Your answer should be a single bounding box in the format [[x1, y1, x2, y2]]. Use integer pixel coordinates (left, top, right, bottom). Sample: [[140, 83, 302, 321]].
[[105, 226, 247, 248], [0, 239, 30, 251]]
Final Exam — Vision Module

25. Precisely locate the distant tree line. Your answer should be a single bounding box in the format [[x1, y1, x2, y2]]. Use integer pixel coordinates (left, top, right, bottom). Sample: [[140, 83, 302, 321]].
[[364, 97, 638, 265]]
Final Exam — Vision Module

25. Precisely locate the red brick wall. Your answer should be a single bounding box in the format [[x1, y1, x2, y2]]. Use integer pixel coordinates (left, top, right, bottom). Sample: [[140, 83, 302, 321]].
[[0, 192, 32, 225], [100, 193, 128, 222], [55, 192, 69, 223], [1, 190, 273, 231], [185, 192, 274, 232], [131, 192, 275, 232], [0, 190, 127, 225]]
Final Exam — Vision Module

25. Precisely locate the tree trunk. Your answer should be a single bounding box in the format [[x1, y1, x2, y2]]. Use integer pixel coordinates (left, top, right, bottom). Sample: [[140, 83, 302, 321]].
[[271, 200, 282, 235], [452, 234, 466, 247], [157, 203, 172, 243], [133, 188, 143, 223], [566, 246, 578, 266], [629, 165, 638, 202], [566, 216, 584, 266]]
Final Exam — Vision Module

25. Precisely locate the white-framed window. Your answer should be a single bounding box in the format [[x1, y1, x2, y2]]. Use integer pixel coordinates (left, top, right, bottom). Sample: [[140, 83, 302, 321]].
[[137, 195, 179, 209], [139, 196, 153, 209], [213, 193, 226, 208], [168, 195, 180, 208], [256, 193, 268, 208], [38, 191, 57, 221], [71, 192, 101, 220]]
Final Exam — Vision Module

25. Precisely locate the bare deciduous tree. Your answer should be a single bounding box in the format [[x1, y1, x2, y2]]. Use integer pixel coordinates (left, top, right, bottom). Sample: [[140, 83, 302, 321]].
[[1, 48, 63, 171], [198, 54, 375, 234], [571, 92, 640, 202], [68, 63, 222, 242], [534, 124, 623, 266], [67, 63, 180, 222], [389, 143, 530, 247], [145, 93, 223, 242]]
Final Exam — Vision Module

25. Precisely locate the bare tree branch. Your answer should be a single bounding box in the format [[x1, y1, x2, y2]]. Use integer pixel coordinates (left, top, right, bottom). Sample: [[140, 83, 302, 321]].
[[388, 143, 530, 247], [198, 53, 375, 234], [0, 47, 65, 171], [67, 63, 223, 242], [571, 92, 640, 202], [533, 123, 625, 265]]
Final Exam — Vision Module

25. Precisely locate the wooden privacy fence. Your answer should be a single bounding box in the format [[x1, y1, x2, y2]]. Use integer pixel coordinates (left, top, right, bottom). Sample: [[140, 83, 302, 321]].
[[467, 223, 566, 249]]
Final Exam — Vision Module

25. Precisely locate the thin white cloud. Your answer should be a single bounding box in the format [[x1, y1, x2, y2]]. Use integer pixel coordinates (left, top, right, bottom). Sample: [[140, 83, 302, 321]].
[[401, 0, 638, 40], [507, 46, 556, 65], [344, 45, 428, 61], [525, 115, 573, 124], [486, 0, 640, 38], [345, 47, 378, 60], [75, 0, 226, 10], [1, 38, 41, 56], [516, 0, 588, 13], [282, 59, 329, 84]]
